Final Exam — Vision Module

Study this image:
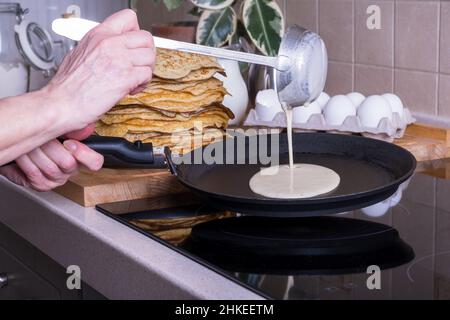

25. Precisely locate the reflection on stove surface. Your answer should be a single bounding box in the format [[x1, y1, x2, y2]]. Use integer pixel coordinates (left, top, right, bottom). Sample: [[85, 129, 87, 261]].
[[131, 211, 235, 246], [182, 216, 414, 276], [97, 161, 450, 300]]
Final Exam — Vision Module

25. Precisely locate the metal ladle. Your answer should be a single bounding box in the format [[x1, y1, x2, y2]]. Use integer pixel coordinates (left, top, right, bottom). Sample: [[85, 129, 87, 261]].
[[53, 18, 328, 107], [158, 26, 328, 108]]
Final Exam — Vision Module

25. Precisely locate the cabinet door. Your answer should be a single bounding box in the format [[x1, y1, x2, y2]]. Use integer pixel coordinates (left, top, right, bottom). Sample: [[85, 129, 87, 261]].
[[0, 247, 60, 300]]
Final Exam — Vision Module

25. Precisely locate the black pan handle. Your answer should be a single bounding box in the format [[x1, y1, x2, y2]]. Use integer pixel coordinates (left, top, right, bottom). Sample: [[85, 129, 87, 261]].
[[82, 136, 167, 169]]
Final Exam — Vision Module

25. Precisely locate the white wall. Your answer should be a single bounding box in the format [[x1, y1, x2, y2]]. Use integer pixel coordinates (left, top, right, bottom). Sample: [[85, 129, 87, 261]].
[[0, 0, 128, 89]]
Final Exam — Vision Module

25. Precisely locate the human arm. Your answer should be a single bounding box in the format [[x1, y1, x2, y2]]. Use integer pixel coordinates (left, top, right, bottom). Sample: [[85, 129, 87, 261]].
[[0, 9, 155, 166]]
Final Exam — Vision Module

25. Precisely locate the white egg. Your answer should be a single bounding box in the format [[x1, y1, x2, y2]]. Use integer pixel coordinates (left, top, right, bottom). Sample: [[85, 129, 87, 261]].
[[390, 189, 403, 207], [255, 89, 283, 121], [400, 177, 412, 192], [347, 92, 366, 109], [382, 93, 404, 117], [315, 92, 330, 110], [323, 95, 357, 126], [361, 200, 390, 218], [292, 101, 322, 123], [357, 95, 393, 128]]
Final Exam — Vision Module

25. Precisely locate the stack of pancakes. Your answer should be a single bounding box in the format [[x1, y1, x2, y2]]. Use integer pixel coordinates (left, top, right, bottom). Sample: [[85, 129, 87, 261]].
[[96, 49, 235, 154]]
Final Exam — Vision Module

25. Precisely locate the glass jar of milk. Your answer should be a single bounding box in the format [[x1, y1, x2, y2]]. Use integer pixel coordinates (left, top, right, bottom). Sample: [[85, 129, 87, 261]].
[[0, 3, 29, 98]]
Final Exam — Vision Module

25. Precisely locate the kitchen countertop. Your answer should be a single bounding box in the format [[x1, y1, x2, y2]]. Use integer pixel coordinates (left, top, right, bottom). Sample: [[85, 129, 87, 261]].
[[3, 158, 450, 300], [0, 177, 263, 300]]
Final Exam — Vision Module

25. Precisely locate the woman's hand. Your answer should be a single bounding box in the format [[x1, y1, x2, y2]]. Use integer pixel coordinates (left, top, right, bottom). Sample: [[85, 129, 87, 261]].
[[0, 139, 103, 192], [46, 9, 156, 132], [0, 125, 103, 192]]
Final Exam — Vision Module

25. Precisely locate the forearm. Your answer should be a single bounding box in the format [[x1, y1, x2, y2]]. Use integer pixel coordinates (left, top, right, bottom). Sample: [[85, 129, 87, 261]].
[[0, 88, 74, 166], [0, 9, 154, 168]]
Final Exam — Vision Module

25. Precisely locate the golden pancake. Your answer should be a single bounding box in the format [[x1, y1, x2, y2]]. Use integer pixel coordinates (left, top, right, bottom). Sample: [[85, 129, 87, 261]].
[[118, 87, 227, 105], [142, 132, 222, 147], [108, 106, 178, 118], [125, 126, 224, 138], [143, 78, 223, 96], [96, 114, 229, 136], [109, 105, 231, 119], [118, 91, 227, 113], [104, 109, 183, 122], [124, 132, 161, 141], [95, 122, 128, 137], [102, 109, 188, 124], [154, 48, 222, 80], [96, 127, 228, 155], [101, 106, 234, 125], [152, 67, 225, 83], [142, 129, 226, 154], [123, 108, 231, 125]]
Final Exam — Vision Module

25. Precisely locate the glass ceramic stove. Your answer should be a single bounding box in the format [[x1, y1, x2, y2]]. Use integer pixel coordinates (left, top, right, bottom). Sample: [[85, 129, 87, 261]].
[[97, 159, 450, 300]]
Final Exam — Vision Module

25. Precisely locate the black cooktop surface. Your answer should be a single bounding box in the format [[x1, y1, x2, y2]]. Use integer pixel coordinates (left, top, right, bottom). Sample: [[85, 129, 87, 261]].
[[97, 159, 450, 300]]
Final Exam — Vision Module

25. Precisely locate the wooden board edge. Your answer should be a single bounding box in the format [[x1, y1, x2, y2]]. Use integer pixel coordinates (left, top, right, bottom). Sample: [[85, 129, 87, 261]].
[[55, 181, 87, 207], [68, 169, 172, 188], [406, 123, 450, 146], [81, 177, 187, 207]]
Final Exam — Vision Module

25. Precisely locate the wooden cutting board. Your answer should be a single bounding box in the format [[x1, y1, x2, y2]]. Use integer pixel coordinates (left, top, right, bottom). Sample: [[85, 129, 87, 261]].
[[55, 123, 450, 207], [55, 168, 187, 207], [396, 124, 450, 162]]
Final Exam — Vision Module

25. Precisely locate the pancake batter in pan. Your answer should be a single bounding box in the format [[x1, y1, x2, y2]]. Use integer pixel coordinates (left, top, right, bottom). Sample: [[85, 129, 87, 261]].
[[250, 108, 341, 199]]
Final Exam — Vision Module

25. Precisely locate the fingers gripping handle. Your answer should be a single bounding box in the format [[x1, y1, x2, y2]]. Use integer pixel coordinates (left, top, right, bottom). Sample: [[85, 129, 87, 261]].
[[82, 136, 167, 169]]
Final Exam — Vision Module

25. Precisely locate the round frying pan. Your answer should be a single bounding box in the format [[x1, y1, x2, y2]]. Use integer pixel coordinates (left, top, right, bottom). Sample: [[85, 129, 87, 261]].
[[84, 132, 416, 217]]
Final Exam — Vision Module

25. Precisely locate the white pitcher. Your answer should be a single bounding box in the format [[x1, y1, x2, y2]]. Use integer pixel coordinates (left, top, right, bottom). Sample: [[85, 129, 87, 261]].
[[215, 59, 249, 126]]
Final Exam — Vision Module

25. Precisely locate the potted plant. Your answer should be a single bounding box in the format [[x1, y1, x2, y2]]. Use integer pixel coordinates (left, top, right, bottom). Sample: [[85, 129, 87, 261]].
[[130, 0, 285, 56], [130, 0, 197, 42]]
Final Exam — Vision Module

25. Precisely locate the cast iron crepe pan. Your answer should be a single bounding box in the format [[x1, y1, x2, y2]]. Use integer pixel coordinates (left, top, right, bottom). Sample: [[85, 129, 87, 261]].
[[84, 132, 416, 217]]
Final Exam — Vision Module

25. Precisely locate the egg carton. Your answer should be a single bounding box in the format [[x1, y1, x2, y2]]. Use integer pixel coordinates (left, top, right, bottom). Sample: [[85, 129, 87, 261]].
[[244, 108, 416, 142]]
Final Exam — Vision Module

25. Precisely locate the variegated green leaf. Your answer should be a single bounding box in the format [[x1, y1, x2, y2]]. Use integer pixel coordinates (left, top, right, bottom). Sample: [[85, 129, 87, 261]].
[[163, 0, 183, 11], [242, 0, 285, 56], [189, 6, 204, 17], [148, 0, 183, 11], [190, 0, 234, 10], [196, 7, 238, 47], [129, 0, 139, 11]]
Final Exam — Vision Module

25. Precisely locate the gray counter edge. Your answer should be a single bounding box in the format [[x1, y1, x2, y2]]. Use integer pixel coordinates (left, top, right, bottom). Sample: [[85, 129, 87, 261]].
[[0, 177, 263, 300]]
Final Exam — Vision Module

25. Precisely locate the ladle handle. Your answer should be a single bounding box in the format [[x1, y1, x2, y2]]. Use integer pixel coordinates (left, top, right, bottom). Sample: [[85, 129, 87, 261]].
[[52, 18, 286, 70], [154, 37, 283, 70]]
